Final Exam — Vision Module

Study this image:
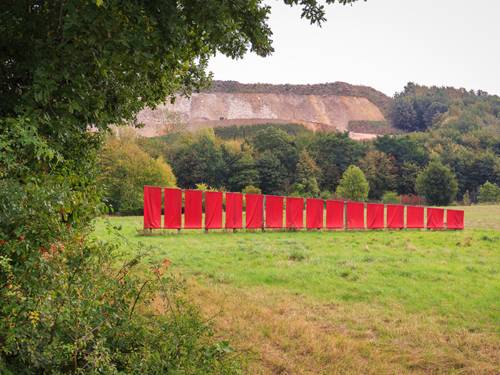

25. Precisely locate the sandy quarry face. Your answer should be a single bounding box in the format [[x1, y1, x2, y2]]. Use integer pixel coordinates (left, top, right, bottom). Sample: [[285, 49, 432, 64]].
[[134, 92, 386, 138]]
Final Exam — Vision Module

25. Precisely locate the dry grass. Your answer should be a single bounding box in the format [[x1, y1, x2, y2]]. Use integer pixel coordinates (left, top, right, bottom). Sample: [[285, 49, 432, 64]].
[[455, 205, 500, 231], [189, 281, 499, 375], [95, 204, 500, 374]]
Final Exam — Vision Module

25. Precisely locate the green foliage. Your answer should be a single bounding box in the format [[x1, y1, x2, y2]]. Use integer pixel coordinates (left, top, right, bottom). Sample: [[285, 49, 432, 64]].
[[416, 161, 458, 206], [359, 150, 397, 200], [374, 135, 429, 167], [382, 191, 400, 204], [291, 150, 320, 197], [221, 142, 258, 192], [309, 132, 366, 191], [478, 181, 500, 203], [214, 124, 311, 140], [170, 130, 225, 189], [391, 83, 449, 132], [335, 165, 369, 201], [99, 132, 176, 214], [0, 179, 240, 373], [242, 185, 262, 195], [255, 151, 288, 195], [251, 127, 298, 184]]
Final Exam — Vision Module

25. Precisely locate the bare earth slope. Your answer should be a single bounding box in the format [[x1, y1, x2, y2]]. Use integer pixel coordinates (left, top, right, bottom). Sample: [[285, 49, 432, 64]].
[[135, 81, 391, 140]]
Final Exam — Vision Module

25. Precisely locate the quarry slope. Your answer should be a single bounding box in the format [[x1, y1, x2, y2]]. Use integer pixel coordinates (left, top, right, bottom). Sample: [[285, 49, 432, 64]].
[[135, 81, 392, 139]]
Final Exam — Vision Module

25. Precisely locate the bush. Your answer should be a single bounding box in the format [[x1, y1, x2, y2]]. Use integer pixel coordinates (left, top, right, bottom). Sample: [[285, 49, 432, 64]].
[[242, 185, 262, 194], [382, 191, 400, 204], [0, 179, 241, 374], [335, 165, 370, 201], [99, 133, 177, 214], [416, 161, 458, 206], [478, 181, 500, 203]]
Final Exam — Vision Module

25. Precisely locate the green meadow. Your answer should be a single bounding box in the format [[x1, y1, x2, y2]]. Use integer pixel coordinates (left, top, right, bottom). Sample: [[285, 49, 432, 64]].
[[94, 205, 500, 374]]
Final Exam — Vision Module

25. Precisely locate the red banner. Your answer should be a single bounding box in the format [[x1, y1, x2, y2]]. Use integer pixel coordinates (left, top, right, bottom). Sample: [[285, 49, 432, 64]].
[[406, 206, 424, 228], [347, 201, 365, 229], [205, 191, 223, 229], [306, 198, 323, 229], [387, 204, 404, 229], [286, 197, 304, 229], [265, 195, 284, 228], [143, 186, 162, 229], [326, 200, 344, 229], [427, 207, 444, 229], [367, 203, 384, 229], [245, 194, 263, 229], [163, 188, 182, 229], [225, 192, 243, 229], [184, 189, 202, 229], [446, 209, 464, 230]]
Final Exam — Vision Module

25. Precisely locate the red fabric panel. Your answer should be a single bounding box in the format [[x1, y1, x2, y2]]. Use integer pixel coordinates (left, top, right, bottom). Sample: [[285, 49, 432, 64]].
[[265, 195, 284, 228], [143, 186, 162, 229], [205, 191, 223, 229], [347, 201, 365, 229], [406, 206, 424, 228], [446, 209, 464, 230], [225, 192, 243, 229], [326, 200, 344, 229], [184, 190, 202, 229], [306, 199, 323, 229], [245, 194, 263, 229], [427, 207, 444, 229], [367, 203, 384, 229], [286, 197, 304, 229], [163, 188, 182, 229], [387, 204, 404, 229]]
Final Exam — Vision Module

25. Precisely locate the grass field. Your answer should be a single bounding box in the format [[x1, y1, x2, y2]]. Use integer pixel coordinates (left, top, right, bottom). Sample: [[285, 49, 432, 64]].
[[94, 205, 500, 374]]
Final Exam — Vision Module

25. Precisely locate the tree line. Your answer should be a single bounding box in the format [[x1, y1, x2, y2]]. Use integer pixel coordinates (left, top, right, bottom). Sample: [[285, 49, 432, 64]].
[[100, 111, 499, 213]]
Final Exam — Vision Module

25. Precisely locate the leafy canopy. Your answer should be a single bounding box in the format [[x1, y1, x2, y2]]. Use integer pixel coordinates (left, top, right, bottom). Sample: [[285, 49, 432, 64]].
[[416, 161, 458, 206], [335, 165, 369, 201]]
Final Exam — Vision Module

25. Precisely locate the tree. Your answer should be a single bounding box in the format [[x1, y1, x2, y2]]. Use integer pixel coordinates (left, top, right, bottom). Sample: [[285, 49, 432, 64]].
[[309, 132, 366, 191], [478, 181, 500, 203], [416, 161, 458, 205], [170, 130, 225, 188], [221, 142, 258, 192], [359, 150, 397, 200], [256, 151, 288, 195], [251, 127, 298, 185], [292, 149, 320, 197], [374, 135, 429, 167], [2, 0, 364, 371], [390, 83, 449, 132], [99, 134, 176, 214], [335, 165, 370, 201], [397, 162, 421, 195]]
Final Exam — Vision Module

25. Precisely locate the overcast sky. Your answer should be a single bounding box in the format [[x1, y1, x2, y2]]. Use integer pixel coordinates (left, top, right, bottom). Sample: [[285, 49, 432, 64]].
[[207, 0, 500, 97]]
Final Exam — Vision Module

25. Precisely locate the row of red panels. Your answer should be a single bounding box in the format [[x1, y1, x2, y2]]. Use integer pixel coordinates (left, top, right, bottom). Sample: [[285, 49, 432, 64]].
[[144, 187, 464, 230]]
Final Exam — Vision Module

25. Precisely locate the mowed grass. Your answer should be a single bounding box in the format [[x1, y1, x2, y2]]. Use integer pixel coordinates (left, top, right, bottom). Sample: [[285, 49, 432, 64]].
[[94, 205, 500, 374]]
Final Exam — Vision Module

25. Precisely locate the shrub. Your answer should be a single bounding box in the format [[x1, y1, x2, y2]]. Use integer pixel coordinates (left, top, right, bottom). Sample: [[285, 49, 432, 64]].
[[99, 133, 177, 214], [0, 179, 240, 374], [242, 185, 262, 194], [382, 191, 400, 204], [400, 194, 425, 205], [416, 161, 458, 206], [478, 181, 500, 203], [319, 191, 333, 200], [335, 165, 370, 201]]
